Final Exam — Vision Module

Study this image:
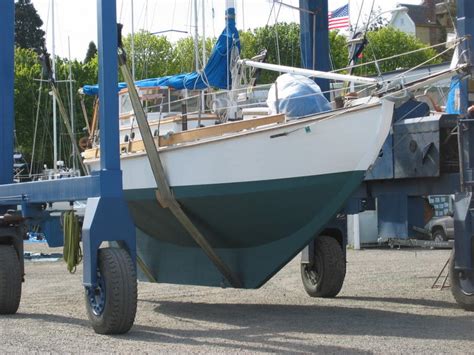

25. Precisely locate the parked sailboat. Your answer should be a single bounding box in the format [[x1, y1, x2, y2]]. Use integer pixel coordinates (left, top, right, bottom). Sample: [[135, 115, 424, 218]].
[[79, 3, 466, 288]]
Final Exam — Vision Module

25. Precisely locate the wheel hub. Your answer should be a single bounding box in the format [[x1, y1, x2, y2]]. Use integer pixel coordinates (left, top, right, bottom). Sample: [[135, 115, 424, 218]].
[[87, 274, 106, 316], [304, 260, 322, 286]]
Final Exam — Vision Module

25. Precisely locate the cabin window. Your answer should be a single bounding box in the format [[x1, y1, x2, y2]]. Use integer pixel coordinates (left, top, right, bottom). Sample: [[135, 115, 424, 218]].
[[141, 88, 165, 114], [120, 93, 133, 115]]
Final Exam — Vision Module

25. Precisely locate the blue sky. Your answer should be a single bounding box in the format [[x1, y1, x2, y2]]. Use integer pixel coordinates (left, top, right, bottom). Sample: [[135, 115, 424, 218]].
[[31, 0, 422, 60]]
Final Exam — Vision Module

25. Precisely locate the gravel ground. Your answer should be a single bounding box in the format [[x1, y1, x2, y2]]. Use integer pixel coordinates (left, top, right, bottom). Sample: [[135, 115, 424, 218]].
[[1, 244, 473, 353]]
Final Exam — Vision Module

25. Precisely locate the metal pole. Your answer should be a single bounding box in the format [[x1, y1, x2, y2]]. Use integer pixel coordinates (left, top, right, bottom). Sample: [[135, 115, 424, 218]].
[[131, 0, 135, 81], [97, 0, 120, 176], [68, 37, 76, 173], [0, 0, 14, 185], [194, 0, 200, 73], [51, 0, 58, 171], [238, 59, 378, 84], [202, 0, 206, 67]]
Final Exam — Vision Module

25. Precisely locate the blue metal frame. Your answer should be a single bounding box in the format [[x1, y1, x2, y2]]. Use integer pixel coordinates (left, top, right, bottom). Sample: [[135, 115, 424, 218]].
[[0, 0, 136, 288], [452, 0, 474, 273], [0, 1, 14, 188], [299, 0, 330, 96], [80, 0, 136, 287]]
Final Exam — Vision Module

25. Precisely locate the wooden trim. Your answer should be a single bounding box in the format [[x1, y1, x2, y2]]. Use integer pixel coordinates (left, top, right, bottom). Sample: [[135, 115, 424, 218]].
[[83, 114, 285, 160], [159, 114, 285, 146]]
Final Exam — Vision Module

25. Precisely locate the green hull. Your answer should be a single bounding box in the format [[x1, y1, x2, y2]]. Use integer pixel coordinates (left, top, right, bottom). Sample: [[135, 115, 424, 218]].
[[125, 170, 365, 288]]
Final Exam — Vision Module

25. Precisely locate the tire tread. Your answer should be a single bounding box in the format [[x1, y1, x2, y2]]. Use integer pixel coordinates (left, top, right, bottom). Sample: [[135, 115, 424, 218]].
[[0, 245, 22, 315], [85, 248, 137, 334]]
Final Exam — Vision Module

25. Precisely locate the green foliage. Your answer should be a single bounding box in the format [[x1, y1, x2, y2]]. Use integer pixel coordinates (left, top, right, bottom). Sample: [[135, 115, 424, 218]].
[[122, 31, 175, 80], [14, 48, 46, 163], [239, 24, 348, 83], [15, 0, 46, 53], [329, 31, 349, 71], [84, 41, 97, 64], [354, 27, 442, 76], [240, 23, 301, 83], [172, 36, 214, 74], [14, 48, 100, 171]]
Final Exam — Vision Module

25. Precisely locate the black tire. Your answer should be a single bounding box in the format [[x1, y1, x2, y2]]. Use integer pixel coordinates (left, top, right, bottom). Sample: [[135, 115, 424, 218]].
[[449, 249, 474, 311], [301, 235, 346, 298], [0, 245, 22, 315], [431, 229, 447, 242], [85, 248, 137, 334]]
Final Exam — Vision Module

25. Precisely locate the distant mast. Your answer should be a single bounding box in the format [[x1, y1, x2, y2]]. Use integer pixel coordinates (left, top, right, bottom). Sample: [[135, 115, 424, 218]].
[[51, 0, 58, 172], [131, 0, 135, 81], [225, 0, 236, 91], [193, 0, 200, 73]]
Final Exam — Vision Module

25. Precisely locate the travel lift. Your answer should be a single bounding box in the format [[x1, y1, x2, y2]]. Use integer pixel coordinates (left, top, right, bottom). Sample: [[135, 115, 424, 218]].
[[0, 0, 472, 337]]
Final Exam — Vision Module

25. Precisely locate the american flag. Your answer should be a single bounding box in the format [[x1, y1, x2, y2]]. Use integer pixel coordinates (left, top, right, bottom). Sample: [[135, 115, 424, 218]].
[[328, 4, 350, 30]]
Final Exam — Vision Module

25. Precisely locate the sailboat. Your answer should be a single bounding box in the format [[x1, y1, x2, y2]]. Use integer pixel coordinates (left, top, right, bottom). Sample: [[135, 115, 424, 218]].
[[79, 2, 464, 289]]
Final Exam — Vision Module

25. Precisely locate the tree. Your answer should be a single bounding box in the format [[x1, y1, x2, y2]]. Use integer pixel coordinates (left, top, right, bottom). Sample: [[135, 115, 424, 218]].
[[171, 36, 214, 74], [84, 41, 97, 63], [14, 47, 46, 165], [15, 0, 46, 53], [329, 31, 349, 71], [354, 27, 443, 76], [239, 23, 348, 84], [122, 31, 175, 80]]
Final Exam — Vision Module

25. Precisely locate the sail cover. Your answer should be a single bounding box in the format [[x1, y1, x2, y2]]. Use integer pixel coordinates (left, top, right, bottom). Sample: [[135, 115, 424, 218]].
[[267, 74, 331, 119], [82, 8, 240, 96]]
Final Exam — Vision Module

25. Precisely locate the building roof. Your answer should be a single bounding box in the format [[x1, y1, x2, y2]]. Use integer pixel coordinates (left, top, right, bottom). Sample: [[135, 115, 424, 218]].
[[399, 4, 434, 26]]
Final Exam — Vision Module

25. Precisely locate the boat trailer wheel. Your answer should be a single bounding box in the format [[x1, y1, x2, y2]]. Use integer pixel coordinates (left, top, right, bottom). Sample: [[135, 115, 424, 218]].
[[0, 245, 22, 315], [301, 235, 346, 298], [84, 248, 137, 334], [449, 249, 474, 311]]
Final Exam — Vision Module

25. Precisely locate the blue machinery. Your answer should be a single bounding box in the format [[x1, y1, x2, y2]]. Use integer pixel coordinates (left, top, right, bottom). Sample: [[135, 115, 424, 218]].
[[0, 0, 136, 286], [0, 0, 472, 334], [0, 0, 137, 333], [320, 0, 474, 309]]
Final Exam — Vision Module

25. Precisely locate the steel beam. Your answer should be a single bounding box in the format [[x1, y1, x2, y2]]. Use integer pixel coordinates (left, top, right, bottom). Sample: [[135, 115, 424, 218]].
[[0, 175, 101, 205], [299, 0, 330, 96], [0, 1, 14, 186], [81, 0, 136, 287]]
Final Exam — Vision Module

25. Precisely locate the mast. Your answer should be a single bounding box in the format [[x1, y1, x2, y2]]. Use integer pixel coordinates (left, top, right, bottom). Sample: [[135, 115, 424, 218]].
[[51, 0, 58, 172], [68, 37, 76, 173], [131, 0, 136, 81], [202, 0, 206, 67], [193, 0, 200, 73]]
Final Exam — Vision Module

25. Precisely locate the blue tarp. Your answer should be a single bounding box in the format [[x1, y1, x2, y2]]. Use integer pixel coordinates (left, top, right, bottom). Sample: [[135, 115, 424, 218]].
[[82, 8, 240, 96], [446, 75, 468, 114]]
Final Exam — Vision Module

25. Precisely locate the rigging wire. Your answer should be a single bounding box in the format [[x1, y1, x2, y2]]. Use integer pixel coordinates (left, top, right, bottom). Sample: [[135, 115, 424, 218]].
[[352, 0, 365, 34], [266, 1, 276, 27], [119, 0, 124, 23], [30, 74, 45, 177], [333, 39, 463, 74]]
